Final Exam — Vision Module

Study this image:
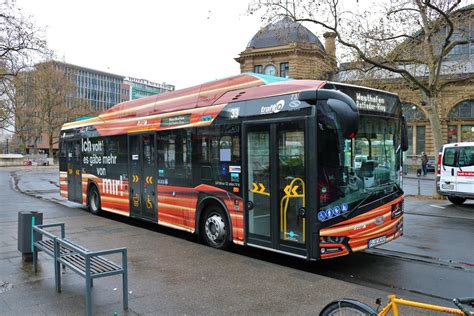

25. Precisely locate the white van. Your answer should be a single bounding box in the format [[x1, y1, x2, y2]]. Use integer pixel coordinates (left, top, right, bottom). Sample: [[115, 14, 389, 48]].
[[354, 155, 368, 169], [439, 142, 474, 204]]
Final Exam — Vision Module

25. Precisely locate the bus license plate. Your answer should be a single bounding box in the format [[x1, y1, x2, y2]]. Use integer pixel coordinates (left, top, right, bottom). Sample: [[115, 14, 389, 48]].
[[441, 183, 454, 190], [368, 236, 386, 248]]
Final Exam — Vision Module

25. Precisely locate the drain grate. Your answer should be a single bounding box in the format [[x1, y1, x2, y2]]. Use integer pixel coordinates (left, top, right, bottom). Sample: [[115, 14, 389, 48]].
[[0, 281, 13, 293]]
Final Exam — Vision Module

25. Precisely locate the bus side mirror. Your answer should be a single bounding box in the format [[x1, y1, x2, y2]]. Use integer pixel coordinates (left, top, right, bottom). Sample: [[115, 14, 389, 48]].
[[299, 89, 359, 139], [326, 98, 359, 139], [401, 116, 409, 152]]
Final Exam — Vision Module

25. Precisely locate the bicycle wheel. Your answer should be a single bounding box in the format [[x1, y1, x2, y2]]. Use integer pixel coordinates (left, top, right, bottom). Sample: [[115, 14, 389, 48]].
[[320, 299, 377, 316]]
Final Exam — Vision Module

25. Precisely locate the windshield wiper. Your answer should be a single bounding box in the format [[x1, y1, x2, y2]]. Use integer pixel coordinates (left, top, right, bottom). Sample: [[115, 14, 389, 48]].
[[344, 183, 402, 219], [343, 190, 379, 218]]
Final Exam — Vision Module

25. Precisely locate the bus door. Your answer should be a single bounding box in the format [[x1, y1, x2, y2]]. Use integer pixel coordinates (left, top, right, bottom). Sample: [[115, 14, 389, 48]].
[[129, 133, 157, 222], [244, 119, 308, 256], [66, 140, 82, 203]]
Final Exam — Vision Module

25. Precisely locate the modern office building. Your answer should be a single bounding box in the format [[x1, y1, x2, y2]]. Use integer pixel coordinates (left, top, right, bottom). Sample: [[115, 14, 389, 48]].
[[17, 61, 173, 155], [57, 62, 126, 112], [124, 77, 174, 100]]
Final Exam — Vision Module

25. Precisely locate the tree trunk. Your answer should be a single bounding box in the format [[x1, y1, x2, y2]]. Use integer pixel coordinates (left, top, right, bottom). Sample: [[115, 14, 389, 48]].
[[426, 97, 444, 155], [424, 94, 443, 198], [49, 132, 53, 158]]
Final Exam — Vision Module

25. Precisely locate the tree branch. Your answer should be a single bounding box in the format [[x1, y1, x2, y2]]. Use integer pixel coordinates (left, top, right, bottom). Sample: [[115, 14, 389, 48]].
[[424, 0, 461, 87], [293, 16, 431, 95]]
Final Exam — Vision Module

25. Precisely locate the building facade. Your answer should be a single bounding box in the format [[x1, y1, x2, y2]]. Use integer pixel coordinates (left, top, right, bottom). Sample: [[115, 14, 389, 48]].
[[124, 77, 175, 100], [338, 5, 474, 162], [58, 62, 126, 112], [235, 17, 336, 80]]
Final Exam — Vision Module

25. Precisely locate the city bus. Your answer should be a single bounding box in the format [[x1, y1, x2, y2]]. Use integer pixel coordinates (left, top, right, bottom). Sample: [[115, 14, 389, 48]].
[[59, 73, 406, 260]]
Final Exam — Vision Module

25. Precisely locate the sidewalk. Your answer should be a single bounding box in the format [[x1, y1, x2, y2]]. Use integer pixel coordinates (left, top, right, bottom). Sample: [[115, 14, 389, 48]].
[[403, 172, 435, 180], [1, 167, 404, 315]]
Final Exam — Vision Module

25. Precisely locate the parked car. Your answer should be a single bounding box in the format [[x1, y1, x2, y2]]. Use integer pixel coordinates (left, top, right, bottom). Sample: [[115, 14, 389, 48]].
[[438, 142, 474, 205], [426, 157, 435, 172]]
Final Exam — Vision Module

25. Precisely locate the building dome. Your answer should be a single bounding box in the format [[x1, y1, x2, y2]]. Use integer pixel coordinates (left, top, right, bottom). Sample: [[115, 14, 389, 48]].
[[247, 16, 325, 51]]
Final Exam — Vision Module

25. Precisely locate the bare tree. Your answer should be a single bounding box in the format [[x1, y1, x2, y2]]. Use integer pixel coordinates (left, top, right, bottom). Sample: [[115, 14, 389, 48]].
[[249, 0, 473, 157], [4, 71, 43, 153], [33, 62, 91, 155], [0, 0, 47, 130]]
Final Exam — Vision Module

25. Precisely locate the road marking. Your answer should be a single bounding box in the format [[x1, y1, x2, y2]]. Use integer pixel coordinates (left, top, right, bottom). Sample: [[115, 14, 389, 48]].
[[365, 248, 473, 271], [429, 204, 446, 209]]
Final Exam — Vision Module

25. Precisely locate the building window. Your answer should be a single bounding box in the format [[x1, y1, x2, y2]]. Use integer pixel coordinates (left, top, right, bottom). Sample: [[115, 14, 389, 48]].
[[447, 100, 474, 143], [448, 100, 474, 119], [280, 62, 289, 78], [407, 126, 413, 155], [254, 65, 262, 73], [447, 43, 469, 60], [416, 126, 425, 155], [461, 125, 474, 142], [448, 125, 458, 143], [446, 22, 474, 60], [401, 103, 426, 121], [402, 103, 427, 155]]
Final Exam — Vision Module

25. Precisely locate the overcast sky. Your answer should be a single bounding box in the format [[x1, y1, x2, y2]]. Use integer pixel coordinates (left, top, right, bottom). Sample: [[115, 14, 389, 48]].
[[15, 0, 474, 90], [15, 0, 265, 89]]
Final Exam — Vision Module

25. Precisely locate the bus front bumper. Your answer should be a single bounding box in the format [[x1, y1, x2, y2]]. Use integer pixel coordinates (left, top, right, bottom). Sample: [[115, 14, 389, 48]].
[[319, 197, 404, 259]]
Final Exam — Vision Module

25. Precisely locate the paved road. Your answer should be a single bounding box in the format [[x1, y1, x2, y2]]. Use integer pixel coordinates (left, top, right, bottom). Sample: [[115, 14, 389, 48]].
[[1, 166, 473, 315]]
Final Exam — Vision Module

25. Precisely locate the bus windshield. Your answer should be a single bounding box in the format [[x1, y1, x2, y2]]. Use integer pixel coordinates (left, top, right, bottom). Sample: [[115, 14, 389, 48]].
[[318, 115, 401, 210]]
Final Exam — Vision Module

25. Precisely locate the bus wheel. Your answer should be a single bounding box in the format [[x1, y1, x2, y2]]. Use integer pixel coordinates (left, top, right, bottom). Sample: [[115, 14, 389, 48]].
[[448, 196, 466, 205], [88, 186, 102, 215], [202, 206, 230, 250]]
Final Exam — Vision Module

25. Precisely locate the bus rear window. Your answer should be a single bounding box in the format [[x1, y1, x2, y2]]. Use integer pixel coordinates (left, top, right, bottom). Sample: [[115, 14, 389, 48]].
[[443, 148, 456, 167], [458, 146, 474, 167]]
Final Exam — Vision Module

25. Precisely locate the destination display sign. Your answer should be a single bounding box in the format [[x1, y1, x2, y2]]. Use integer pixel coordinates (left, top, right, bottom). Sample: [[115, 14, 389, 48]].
[[330, 84, 399, 115], [355, 93, 387, 112], [161, 114, 191, 127]]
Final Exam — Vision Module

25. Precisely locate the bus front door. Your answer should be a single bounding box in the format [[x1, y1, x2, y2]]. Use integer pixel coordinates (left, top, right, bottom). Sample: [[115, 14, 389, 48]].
[[67, 140, 82, 203], [245, 120, 308, 257], [129, 134, 157, 222]]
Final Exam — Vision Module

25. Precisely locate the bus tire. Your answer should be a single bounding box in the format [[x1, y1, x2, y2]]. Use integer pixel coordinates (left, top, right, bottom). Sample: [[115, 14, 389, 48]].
[[88, 185, 102, 215], [448, 196, 466, 205], [201, 205, 231, 250]]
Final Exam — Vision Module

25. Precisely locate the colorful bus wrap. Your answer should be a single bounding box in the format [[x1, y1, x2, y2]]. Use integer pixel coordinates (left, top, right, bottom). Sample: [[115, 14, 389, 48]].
[[59, 73, 404, 260]]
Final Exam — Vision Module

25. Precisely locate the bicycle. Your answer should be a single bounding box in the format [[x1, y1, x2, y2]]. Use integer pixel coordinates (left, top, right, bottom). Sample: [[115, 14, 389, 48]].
[[320, 294, 474, 315]]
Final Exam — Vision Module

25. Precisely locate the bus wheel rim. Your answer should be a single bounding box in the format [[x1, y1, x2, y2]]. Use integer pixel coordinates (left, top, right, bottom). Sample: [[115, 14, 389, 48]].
[[205, 214, 226, 244], [91, 191, 98, 211]]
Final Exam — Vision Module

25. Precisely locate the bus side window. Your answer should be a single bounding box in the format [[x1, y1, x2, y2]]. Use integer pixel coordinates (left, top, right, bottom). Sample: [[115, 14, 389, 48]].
[[219, 136, 232, 162], [59, 140, 67, 171], [192, 125, 241, 189], [157, 130, 192, 186], [105, 136, 127, 179]]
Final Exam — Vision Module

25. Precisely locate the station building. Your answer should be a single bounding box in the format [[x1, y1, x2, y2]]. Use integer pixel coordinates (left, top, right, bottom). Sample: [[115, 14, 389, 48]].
[[235, 8, 474, 166]]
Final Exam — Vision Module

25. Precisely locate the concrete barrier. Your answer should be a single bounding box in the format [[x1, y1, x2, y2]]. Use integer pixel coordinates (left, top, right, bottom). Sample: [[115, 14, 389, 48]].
[[0, 154, 24, 166]]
